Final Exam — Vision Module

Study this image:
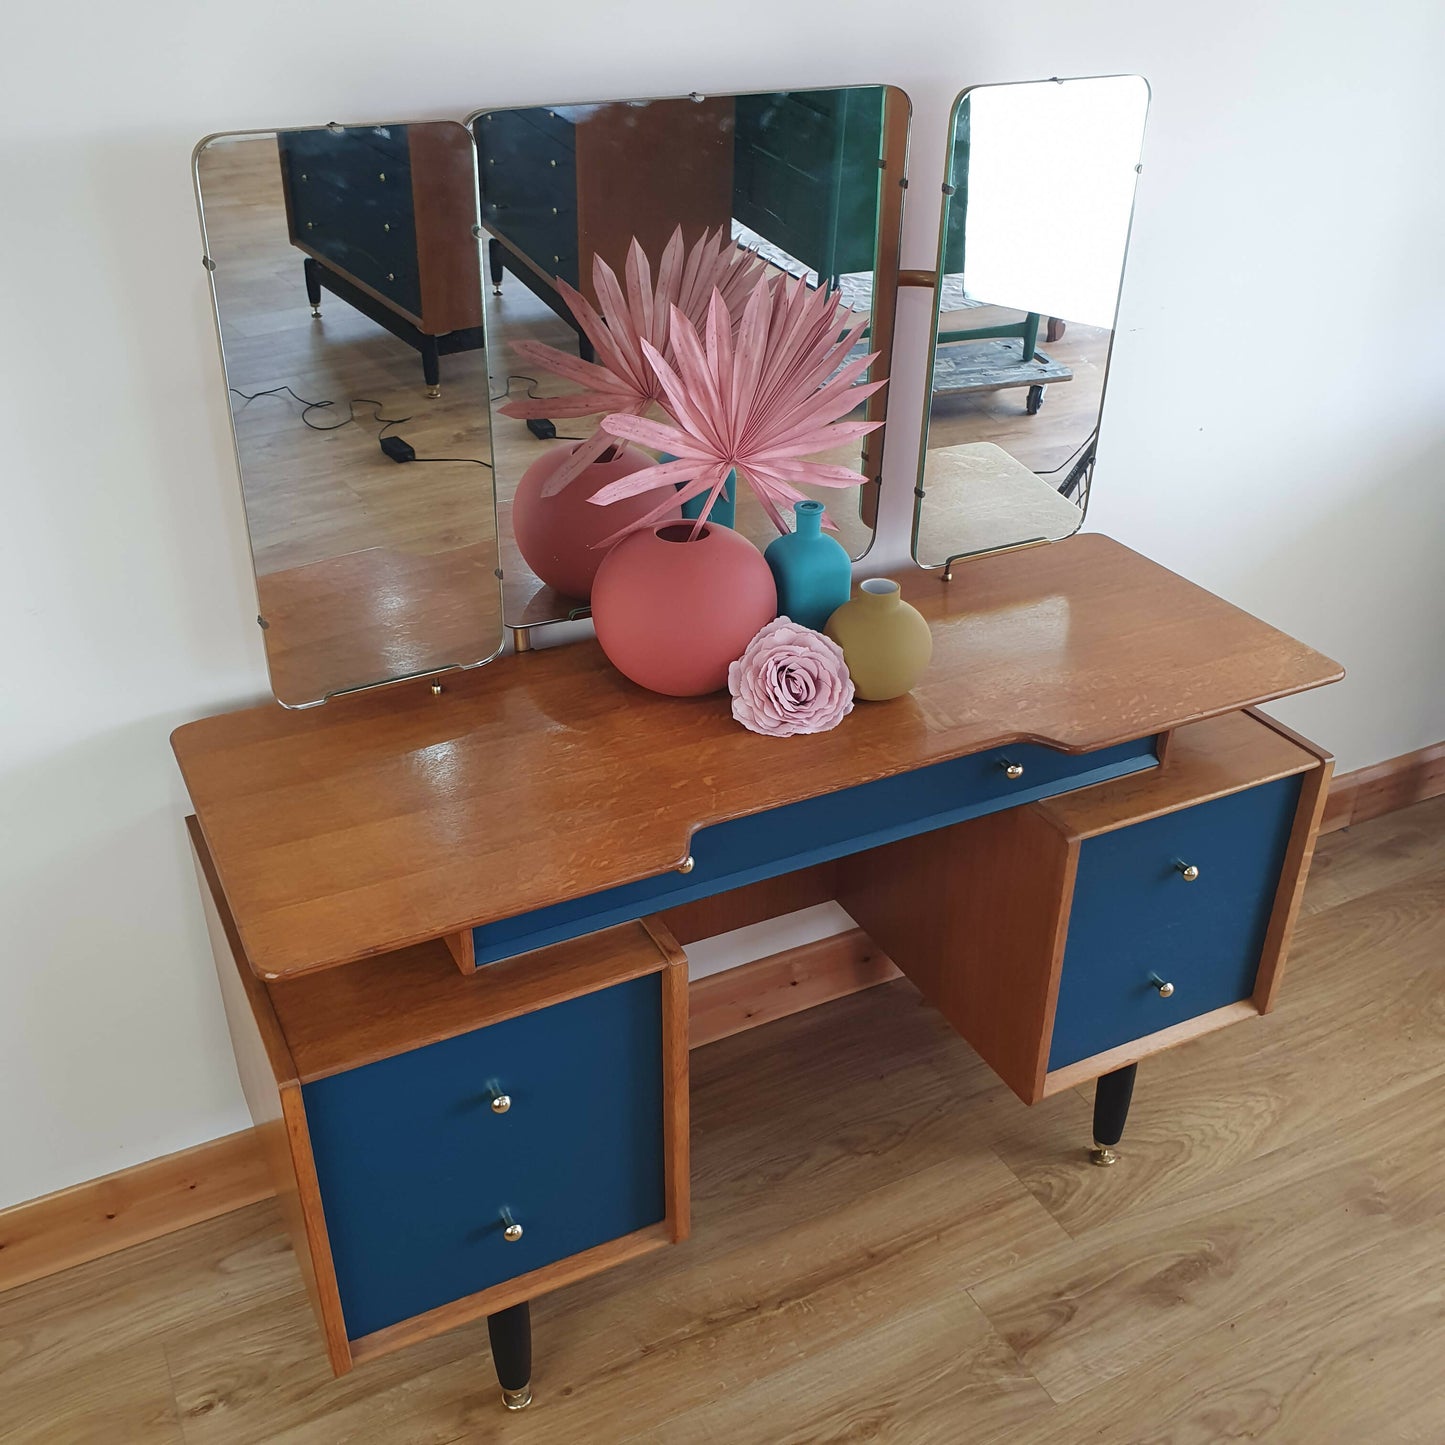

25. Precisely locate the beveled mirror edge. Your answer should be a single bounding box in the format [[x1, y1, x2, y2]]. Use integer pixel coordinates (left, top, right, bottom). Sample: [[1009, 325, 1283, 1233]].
[[192, 121, 506, 707], [467, 84, 913, 635], [909, 74, 1151, 573]]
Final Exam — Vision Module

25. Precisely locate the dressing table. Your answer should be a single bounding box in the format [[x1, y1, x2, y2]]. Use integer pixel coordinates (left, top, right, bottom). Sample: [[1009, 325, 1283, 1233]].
[[174, 534, 1340, 1407]]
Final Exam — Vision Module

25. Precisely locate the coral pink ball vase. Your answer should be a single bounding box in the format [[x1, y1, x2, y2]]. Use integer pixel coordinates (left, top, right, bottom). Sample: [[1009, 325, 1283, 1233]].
[[592, 523, 778, 696], [512, 443, 673, 601]]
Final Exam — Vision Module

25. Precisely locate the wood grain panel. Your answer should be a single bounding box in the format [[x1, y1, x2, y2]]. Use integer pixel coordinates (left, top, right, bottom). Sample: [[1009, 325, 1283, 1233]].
[[687, 928, 900, 1049], [188, 818, 352, 1374], [173, 535, 1342, 981], [407, 121, 484, 334], [659, 862, 838, 946], [840, 808, 1074, 1103]]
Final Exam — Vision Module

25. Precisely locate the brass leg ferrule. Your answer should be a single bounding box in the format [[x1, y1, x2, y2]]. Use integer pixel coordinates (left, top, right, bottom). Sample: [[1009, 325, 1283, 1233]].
[[1090, 1142, 1119, 1167], [501, 1384, 533, 1411], [310, 306, 322, 318], [426, 384, 442, 399]]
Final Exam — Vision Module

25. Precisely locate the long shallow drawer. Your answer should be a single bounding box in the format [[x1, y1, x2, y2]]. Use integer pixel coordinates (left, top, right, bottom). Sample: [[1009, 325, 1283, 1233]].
[[473, 735, 1160, 965], [302, 973, 665, 1341], [1047, 773, 1301, 1070]]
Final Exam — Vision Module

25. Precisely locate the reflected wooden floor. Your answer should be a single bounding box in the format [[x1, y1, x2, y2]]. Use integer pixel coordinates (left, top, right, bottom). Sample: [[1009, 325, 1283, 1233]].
[[4, 798, 1442, 1443], [918, 306, 1110, 566], [198, 134, 500, 698]]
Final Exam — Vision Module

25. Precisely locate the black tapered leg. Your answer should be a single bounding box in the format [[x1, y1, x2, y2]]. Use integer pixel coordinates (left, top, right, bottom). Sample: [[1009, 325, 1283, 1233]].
[[488, 238, 504, 294], [486, 1301, 532, 1410], [303, 257, 322, 317], [421, 335, 441, 398], [1090, 1063, 1138, 1166]]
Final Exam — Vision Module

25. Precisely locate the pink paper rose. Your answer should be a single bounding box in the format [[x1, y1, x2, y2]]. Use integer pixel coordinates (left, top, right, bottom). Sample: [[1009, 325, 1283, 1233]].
[[728, 618, 855, 737]]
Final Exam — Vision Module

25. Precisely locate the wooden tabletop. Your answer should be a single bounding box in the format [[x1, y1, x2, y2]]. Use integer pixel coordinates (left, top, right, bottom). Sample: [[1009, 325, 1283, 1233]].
[[172, 534, 1342, 980]]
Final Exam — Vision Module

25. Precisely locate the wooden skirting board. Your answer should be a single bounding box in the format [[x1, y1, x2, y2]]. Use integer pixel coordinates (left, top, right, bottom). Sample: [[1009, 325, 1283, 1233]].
[[4, 740, 1438, 1296], [1319, 739, 1445, 833]]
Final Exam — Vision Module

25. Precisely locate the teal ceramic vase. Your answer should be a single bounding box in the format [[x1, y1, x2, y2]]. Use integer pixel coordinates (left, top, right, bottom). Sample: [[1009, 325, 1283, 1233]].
[[763, 500, 852, 631]]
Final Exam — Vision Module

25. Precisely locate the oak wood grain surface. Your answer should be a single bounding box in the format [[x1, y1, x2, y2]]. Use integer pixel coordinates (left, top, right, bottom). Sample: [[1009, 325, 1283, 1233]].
[[172, 535, 1342, 979], [3, 799, 1439, 1444]]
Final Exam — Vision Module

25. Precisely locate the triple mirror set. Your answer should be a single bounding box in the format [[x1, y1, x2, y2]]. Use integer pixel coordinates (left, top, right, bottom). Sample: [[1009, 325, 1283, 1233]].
[[195, 77, 1148, 706]]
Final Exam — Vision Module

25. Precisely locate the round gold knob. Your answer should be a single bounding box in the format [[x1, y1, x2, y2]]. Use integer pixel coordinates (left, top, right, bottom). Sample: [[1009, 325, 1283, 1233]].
[[490, 1093, 511, 1115], [677, 855, 695, 874], [386, 272, 395, 282], [503, 1222, 523, 1242], [378, 171, 386, 181], [1149, 973, 1175, 998], [1002, 761, 1024, 781], [1176, 862, 1200, 882], [383, 222, 390, 232]]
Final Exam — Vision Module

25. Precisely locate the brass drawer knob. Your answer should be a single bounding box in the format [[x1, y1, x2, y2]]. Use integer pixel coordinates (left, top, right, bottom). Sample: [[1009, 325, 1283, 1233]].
[[501, 1208, 523, 1242], [1149, 972, 1175, 998], [1001, 760, 1024, 781], [1175, 862, 1200, 882], [677, 855, 695, 874], [490, 1092, 511, 1115]]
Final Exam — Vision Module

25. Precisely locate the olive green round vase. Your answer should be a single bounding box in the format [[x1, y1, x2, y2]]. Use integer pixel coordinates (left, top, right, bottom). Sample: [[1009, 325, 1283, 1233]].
[[825, 578, 933, 701]]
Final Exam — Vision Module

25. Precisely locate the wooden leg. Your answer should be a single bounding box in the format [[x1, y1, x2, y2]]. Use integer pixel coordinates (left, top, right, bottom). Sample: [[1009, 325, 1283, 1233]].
[[1045, 316, 1066, 343], [304, 257, 322, 318], [1090, 1062, 1137, 1166], [486, 1301, 532, 1410], [421, 336, 441, 399]]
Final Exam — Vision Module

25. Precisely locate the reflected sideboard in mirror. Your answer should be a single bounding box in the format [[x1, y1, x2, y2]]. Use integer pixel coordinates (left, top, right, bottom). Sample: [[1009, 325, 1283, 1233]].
[[470, 87, 911, 632], [913, 76, 1148, 572], [194, 120, 502, 706]]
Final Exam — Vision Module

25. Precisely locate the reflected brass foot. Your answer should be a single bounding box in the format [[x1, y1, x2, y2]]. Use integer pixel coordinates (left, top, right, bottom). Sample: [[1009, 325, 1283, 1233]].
[[492, 284, 503, 296], [310, 305, 322, 318], [1090, 1142, 1119, 1167], [426, 384, 441, 399], [501, 1384, 532, 1411]]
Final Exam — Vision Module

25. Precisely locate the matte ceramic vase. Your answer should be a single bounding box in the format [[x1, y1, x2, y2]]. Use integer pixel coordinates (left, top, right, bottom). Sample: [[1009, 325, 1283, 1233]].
[[512, 442, 675, 601], [825, 578, 933, 700], [764, 500, 852, 631], [591, 522, 777, 696]]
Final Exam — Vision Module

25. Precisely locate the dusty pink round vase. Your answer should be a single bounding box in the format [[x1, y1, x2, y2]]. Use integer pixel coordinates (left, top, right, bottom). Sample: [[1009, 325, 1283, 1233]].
[[511, 443, 674, 601], [591, 522, 778, 696]]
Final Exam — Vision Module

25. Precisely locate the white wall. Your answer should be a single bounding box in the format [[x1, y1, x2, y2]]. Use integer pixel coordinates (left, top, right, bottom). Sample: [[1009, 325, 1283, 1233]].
[[2, 0, 1442, 1209]]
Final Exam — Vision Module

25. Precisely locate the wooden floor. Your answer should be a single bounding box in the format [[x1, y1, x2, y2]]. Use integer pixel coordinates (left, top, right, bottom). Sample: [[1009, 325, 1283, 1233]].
[[4, 798, 1443, 1444]]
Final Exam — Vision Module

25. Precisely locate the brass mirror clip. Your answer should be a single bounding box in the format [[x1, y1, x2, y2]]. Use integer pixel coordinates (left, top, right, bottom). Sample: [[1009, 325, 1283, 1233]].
[[898, 269, 937, 289]]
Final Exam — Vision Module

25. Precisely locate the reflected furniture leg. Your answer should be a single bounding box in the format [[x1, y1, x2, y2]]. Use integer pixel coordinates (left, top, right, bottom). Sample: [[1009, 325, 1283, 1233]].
[[1046, 316, 1066, 343], [488, 238, 504, 295], [304, 256, 322, 318], [486, 1300, 533, 1411], [421, 335, 441, 399], [1090, 1062, 1138, 1167]]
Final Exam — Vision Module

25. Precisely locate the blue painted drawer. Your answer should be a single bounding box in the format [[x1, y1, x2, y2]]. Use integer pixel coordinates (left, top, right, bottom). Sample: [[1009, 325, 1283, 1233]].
[[302, 973, 665, 1340], [1048, 775, 1301, 1070], [474, 736, 1159, 965]]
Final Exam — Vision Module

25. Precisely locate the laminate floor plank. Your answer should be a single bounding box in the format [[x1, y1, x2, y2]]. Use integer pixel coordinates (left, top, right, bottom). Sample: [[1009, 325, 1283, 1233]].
[[2, 800, 1442, 1443]]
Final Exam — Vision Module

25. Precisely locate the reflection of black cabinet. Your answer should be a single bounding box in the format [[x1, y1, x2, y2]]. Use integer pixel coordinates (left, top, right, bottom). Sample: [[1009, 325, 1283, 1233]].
[[278, 123, 483, 394], [474, 91, 886, 354], [474, 101, 735, 356], [733, 88, 884, 285]]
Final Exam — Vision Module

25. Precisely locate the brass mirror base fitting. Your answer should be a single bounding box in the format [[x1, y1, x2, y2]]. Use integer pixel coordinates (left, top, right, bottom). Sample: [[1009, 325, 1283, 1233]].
[[1089, 1142, 1119, 1167], [501, 1385, 533, 1411]]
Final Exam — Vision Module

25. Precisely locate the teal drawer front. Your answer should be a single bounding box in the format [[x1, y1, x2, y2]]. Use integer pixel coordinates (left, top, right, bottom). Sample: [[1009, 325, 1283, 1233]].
[[303, 973, 665, 1340], [474, 735, 1160, 965], [1048, 775, 1301, 1070]]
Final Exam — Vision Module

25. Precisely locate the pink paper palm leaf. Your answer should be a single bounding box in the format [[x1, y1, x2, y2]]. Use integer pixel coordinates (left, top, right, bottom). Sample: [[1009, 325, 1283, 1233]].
[[591, 276, 885, 543], [499, 226, 771, 495]]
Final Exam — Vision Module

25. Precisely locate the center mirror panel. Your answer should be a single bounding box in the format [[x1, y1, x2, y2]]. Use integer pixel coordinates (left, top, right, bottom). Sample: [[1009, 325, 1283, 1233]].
[[195, 121, 502, 707], [913, 76, 1148, 570], [471, 87, 911, 631]]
